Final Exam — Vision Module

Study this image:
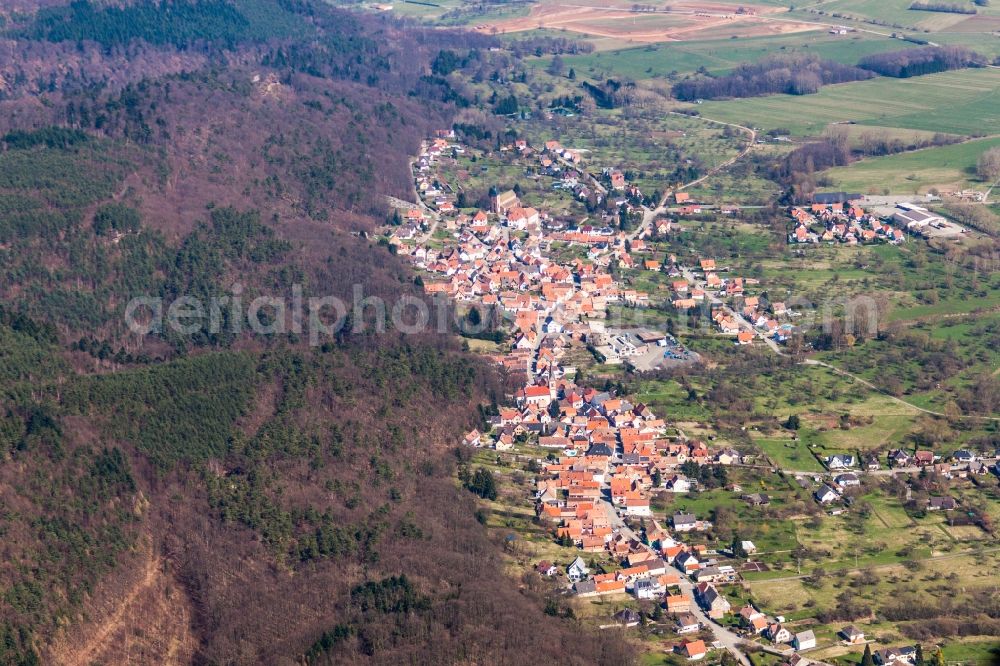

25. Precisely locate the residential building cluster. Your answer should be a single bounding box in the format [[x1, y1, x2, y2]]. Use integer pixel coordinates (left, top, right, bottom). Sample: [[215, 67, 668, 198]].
[[789, 200, 906, 245]]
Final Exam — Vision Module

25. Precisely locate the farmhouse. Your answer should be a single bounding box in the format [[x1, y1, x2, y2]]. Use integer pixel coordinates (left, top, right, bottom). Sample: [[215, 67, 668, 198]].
[[834, 473, 860, 488], [889, 450, 911, 467], [672, 513, 697, 532], [874, 647, 917, 665], [767, 623, 792, 644], [743, 493, 770, 507], [612, 608, 640, 628], [695, 582, 732, 618], [826, 454, 856, 469], [927, 496, 957, 511], [535, 561, 558, 577]]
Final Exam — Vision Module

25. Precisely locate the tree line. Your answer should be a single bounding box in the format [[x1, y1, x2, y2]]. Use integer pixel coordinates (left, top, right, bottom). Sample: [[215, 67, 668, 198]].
[[908, 2, 977, 13], [672, 54, 873, 101], [858, 46, 985, 78]]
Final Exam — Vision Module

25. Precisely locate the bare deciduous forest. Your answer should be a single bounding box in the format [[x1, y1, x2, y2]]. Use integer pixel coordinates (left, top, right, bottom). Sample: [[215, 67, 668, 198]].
[[0, 1, 633, 663]]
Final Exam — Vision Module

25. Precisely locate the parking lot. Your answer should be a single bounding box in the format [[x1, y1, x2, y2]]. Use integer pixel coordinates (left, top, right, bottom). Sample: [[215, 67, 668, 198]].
[[604, 328, 700, 372]]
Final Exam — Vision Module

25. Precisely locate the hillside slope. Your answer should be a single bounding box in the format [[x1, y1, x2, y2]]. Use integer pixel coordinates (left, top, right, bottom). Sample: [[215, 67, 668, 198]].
[[0, 1, 632, 664]]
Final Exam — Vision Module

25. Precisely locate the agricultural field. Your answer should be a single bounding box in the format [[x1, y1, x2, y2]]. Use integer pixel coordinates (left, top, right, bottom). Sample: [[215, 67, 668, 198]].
[[469, 0, 821, 47], [349, 0, 532, 25], [788, 0, 1000, 33], [530, 31, 920, 81], [932, 30, 1000, 60], [820, 135, 1000, 195], [695, 67, 1000, 136]]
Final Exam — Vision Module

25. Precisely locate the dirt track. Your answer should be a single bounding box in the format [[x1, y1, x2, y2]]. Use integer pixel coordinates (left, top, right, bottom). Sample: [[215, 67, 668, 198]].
[[47, 543, 197, 666]]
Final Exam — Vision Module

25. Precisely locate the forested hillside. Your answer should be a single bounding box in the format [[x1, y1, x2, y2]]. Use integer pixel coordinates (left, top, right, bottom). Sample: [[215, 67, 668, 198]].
[[0, 1, 631, 663]]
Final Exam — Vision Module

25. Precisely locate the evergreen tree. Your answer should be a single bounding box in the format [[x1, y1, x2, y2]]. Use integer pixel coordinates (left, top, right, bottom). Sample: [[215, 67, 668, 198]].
[[915, 644, 925, 666], [732, 535, 748, 559], [466, 467, 497, 500], [861, 645, 875, 666], [494, 94, 519, 116]]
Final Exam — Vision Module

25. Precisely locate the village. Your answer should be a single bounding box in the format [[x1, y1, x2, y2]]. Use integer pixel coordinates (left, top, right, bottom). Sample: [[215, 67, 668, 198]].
[[385, 132, 1000, 666], [392, 132, 800, 353]]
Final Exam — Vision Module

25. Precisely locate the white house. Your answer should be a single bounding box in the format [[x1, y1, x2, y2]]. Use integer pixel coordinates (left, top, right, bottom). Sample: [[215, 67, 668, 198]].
[[815, 485, 839, 504], [827, 454, 856, 469], [675, 612, 700, 634], [633, 577, 663, 600], [794, 630, 816, 651], [834, 473, 861, 488], [623, 496, 652, 517], [672, 513, 698, 532], [768, 623, 792, 644], [665, 475, 692, 493], [840, 625, 865, 643], [567, 556, 589, 582]]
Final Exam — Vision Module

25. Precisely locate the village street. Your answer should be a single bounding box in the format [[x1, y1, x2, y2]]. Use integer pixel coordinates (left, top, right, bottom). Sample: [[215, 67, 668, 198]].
[[599, 493, 752, 666], [676, 576, 752, 666]]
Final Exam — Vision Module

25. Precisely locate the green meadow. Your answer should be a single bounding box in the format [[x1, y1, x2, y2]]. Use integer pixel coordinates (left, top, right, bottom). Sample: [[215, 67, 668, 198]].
[[787, 0, 986, 31], [530, 32, 913, 80], [695, 67, 1000, 136], [821, 135, 1000, 194]]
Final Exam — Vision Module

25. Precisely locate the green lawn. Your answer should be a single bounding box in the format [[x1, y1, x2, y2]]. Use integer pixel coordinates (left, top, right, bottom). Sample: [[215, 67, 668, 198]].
[[940, 640, 1000, 666], [634, 379, 713, 422], [754, 435, 826, 472]]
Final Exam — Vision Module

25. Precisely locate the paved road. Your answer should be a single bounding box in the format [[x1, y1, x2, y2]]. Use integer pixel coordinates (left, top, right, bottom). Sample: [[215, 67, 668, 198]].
[[599, 496, 640, 542], [599, 496, 752, 665], [677, 575, 752, 666]]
